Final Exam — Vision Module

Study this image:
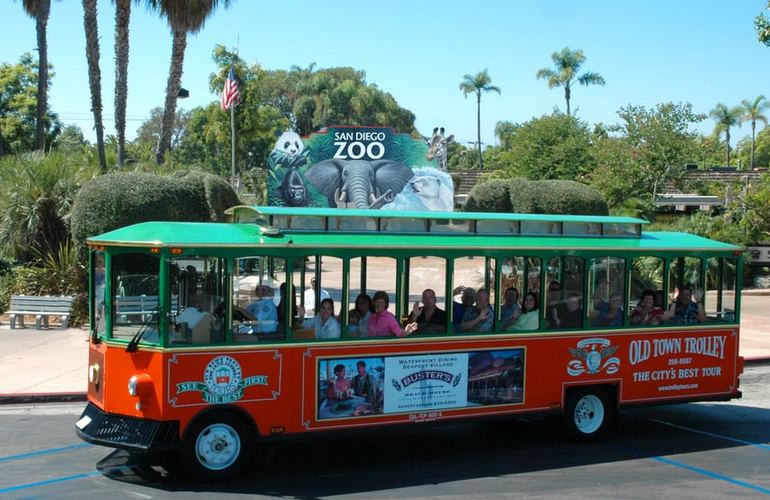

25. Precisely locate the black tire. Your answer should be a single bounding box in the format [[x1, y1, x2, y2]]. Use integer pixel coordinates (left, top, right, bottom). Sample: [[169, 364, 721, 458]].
[[180, 411, 253, 481], [564, 386, 613, 441]]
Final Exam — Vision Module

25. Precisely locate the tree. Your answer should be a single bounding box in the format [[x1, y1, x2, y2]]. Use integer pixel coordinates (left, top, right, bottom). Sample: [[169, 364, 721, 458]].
[[135, 106, 191, 151], [459, 70, 500, 170], [494, 120, 517, 149], [740, 95, 769, 170], [487, 114, 594, 180], [757, 1, 770, 46], [55, 124, 88, 152], [589, 102, 704, 207], [536, 47, 605, 116], [114, 0, 132, 168], [710, 103, 742, 167], [21, 0, 51, 150], [733, 174, 770, 242], [0, 151, 95, 261], [735, 127, 770, 170], [0, 54, 60, 153], [152, 0, 230, 164], [82, 0, 107, 171]]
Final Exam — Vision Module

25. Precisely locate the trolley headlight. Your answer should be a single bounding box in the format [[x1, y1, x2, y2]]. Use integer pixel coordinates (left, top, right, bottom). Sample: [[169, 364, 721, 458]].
[[127, 373, 153, 398], [128, 375, 138, 396], [88, 363, 101, 385]]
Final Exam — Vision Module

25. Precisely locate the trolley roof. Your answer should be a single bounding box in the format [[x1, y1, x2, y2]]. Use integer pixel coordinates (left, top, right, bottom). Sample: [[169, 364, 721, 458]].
[[87, 220, 741, 253]]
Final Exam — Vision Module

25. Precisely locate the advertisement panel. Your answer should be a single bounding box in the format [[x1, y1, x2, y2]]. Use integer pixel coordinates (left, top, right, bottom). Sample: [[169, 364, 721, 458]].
[[316, 349, 525, 420], [268, 126, 454, 211]]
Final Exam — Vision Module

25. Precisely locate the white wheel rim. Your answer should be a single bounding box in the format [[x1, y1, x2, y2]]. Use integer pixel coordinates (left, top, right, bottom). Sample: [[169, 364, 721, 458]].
[[573, 394, 604, 434], [195, 423, 241, 471]]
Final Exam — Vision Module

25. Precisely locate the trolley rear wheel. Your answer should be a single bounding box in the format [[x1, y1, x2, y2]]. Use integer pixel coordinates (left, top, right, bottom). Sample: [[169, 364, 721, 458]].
[[564, 387, 613, 441]]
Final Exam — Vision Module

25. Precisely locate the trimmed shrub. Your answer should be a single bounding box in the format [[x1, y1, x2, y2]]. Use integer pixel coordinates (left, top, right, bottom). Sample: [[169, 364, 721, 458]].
[[464, 179, 513, 213], [526, 180, 608, 215], [71, 171, 240, 241], [506, 178, 538, 213], [464, 178, 608, 215]]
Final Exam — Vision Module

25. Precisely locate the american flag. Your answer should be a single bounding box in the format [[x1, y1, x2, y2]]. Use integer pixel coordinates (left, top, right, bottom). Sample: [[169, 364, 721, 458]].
[[220, 64, 240, 110]]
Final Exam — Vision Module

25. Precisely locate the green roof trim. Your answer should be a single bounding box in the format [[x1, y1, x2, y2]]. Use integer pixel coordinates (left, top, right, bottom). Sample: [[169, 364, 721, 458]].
[[87, 221, 741, 253]]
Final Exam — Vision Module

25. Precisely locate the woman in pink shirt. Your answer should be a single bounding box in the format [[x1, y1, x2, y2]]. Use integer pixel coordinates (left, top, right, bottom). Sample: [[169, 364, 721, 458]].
[[367, 291, 418, 337]]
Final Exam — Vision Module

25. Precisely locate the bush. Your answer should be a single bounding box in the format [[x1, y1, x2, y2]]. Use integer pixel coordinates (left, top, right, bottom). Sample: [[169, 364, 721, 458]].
[[465, 178, 608, 215], [507, 178, 538, 213], [71, 171, 241, 241], [464, 179, 514, 212], [528, 180, 608, 215]]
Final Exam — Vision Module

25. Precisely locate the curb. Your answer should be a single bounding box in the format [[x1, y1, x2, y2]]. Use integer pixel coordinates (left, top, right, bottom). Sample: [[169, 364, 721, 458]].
[[0, 392, 87, 405]]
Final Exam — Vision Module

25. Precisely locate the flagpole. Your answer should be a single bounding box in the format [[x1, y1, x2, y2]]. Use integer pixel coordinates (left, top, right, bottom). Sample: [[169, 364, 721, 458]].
[[230, 101, 236, 189]]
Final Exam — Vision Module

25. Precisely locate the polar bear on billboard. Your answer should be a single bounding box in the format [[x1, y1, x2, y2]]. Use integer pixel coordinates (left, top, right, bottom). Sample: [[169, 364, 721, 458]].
[[382, 167, 454, 212]]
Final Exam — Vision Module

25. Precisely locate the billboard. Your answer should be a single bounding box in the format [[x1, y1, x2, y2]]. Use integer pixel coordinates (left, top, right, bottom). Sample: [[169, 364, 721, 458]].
[[316, 349, 525, 420], [268, 126, 454, 211]]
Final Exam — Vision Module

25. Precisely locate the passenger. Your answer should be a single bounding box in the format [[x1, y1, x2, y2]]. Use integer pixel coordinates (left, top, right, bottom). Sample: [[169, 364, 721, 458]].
[[591, 293, 624, 327], [245, 285, 277, 333], [545, 280, 564, 329], [298, 298, 340, 339], [507, 292, 539, 331], [551, 293, 583, 329], [303, 277, 330, 318], [662, 286, 706, 325], [408, 288, 447, 334], [631, 289, 664, 326], [348, 293, 373, 337], [452, 286, 476, 327], [654, 290, 665, 309], [326, 363, 352, 401], [460, 288, 494, 332], [175, 295, 215, 343], [500, 287, 521, 328], [367, 291, 417, 337]]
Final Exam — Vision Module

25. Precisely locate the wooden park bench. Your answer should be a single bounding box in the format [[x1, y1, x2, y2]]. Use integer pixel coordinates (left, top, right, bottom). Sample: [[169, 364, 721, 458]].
[[115, 295, 179, 323], [8, 295, 75, 330]]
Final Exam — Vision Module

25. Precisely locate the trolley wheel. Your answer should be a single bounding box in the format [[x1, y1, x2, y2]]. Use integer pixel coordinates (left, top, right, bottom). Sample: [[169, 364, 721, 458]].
[[564, 386, 613, 441], [180, 412, 253, 481]]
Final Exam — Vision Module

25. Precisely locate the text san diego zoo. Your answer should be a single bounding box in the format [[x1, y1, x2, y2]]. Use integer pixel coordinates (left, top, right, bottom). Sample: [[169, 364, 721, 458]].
[[333, 131, 386, 160]]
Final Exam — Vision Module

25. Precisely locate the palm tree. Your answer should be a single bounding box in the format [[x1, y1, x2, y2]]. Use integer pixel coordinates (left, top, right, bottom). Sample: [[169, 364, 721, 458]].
[[459, 70, 500, 169], [740, 95, 769, 170], [114, 0, 132, 168], [710, 103, 742, 167], [494, 120, 517, 149], [536, 47, 605, 116], [21, 0, 51, 150], [82, 0, 107, 172], [152, 0, 230, 164]]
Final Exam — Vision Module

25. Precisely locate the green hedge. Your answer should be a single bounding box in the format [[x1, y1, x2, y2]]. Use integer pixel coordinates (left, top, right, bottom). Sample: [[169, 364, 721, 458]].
[[71, 171, 240, 241], [464, 179, 513, 213], [465, 178, 608, 215]]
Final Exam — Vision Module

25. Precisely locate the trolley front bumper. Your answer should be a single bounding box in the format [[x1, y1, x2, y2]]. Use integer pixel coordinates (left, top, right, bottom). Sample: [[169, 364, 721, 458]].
[[75, 402, 180, 452]]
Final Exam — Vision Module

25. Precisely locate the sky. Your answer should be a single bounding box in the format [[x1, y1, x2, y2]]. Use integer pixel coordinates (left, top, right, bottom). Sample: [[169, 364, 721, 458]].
[[1, 0, 769, 151]]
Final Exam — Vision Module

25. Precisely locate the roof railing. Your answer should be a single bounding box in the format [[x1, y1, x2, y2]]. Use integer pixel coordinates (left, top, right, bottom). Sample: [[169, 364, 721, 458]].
[[225, 206, 645, 239]]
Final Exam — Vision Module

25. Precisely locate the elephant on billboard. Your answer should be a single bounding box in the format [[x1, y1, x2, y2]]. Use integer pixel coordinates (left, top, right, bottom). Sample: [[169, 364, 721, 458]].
[[306, 159, 414, 209]]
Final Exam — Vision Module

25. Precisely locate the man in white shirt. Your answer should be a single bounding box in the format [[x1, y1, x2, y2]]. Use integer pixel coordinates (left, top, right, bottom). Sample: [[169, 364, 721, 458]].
[[303, 277, 330, 318]]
